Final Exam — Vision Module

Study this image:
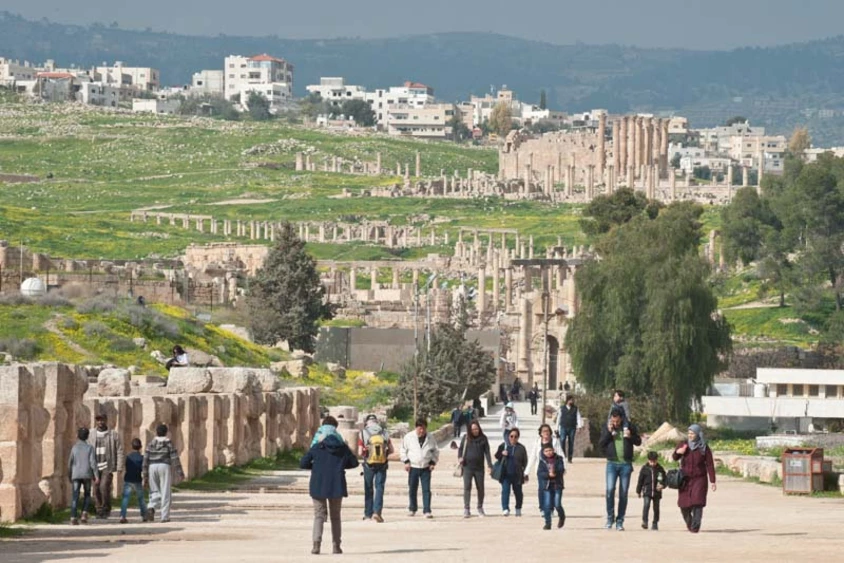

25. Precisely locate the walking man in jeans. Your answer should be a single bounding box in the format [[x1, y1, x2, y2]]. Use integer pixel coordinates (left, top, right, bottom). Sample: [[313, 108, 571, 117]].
[[88, 412, 124, 519], [358, 414, 393, 522], [598, 407, 641, 531], [400, 419, 439, 518], [556, 395, 583, 463]]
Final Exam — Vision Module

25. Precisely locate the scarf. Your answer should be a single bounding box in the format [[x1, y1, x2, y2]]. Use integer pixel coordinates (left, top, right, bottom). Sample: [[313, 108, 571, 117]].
[[687, 424, 706, 452]]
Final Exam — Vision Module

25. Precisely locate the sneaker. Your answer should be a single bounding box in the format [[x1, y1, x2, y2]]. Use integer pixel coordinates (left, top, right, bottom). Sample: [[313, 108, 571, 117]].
[[373, 513, 384, 523], [605, 520, 614, 530], [120, 517, 128, 524], [70, 518, 79, 526], [477, 507, 486, 517], [146, 508, 154, 523], [362, 515, 371, 521], [407, 510, 416, 517], [651, 522, 659, 531], [80, 512, 88, 524], [502, 509, 510, 517], [642, 521, 648, 530], [160, 518, 170, 523], [616, 522, 625, 531], [463, 509, 471, 518], [543, 523, 551, 530], [557, 516, 566, 529], [515, 509, 522, 517], [424, 513, 433, 519]]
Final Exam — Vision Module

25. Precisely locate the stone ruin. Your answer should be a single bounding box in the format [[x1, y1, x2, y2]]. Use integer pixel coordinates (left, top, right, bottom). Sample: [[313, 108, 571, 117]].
[[0, 362, 319, 522]]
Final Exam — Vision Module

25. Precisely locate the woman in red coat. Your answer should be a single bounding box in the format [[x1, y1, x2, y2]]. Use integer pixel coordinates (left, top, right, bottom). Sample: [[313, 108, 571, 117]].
[[672, 424, 716, 533]]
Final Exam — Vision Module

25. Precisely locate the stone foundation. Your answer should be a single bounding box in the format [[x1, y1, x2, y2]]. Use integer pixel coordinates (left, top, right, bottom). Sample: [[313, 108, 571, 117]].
[[0, 362, 319, 522]]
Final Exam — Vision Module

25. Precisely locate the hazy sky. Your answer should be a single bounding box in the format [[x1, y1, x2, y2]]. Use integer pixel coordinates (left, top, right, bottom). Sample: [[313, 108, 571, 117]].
[[6, 0, 844, 49]]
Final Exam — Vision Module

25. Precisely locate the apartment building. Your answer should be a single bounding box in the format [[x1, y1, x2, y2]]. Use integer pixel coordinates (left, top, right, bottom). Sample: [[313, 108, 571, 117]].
[[92, 61, 160, 92], [224, 54, 294, 110], [0, 58, 41, 86], [77, 81, 119, 107], [305, 77, 367, 107], [729, 135, 786, 173], [364, 81, 435, 123], [385, 102, 457, 139]]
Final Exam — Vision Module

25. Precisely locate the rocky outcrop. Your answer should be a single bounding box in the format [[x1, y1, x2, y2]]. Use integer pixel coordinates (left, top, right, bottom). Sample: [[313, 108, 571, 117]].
[[166, 367, 213, 394], [96, 368, 131, 397]]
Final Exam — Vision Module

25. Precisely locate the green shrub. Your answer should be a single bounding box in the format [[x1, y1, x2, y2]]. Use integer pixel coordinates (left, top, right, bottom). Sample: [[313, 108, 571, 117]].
[[77, 295, 117, 314], [36, 293, 72, 307], [83, 320, 112, 338], [0, 293, 32, 306], [0, 337, 40, 360], [109, 336, 138, 352]]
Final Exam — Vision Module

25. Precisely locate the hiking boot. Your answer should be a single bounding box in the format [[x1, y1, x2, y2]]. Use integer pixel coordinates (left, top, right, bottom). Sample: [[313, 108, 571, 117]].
[[146, 508, 154, 523], [502, 509, 510, 517], [557, 515, 566, 529], [477, 507, 486, 517], [651, 522, 659, 531], [333, 543, 342, 554], [543, 523, 551, 530], [311, 542, 320, 555], [120, 517, 128, 524], [641, 521, 648, 530], [373, 513, 384, 523], [515, 509, 522, 517], [80, 512, 89, 524], [71, 518, 79, 526]]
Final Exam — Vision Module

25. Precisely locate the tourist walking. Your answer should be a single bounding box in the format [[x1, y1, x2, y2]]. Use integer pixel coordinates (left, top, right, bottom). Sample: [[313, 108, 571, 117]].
[[536, 442, 566, 530], [68, 427, 99, 525], [525, 424, 564, 512], [499, 402, 519, 442], [300, 415, 359, 554], [457, 420, 493, 518], [599, 407, 642, 530], [400, 419, 439, 518], [88, 412, 124, 519], [636, 451, 666, 530], [556, 394, 583, 463], [528, 384, 539, 415], [672, 424, 716, 533], [450, 405, 464, 438], [495, 428, 528, 517], [143, 423, 185, 523], [358, 414, 392, 523], [119, 438, 148, 523]]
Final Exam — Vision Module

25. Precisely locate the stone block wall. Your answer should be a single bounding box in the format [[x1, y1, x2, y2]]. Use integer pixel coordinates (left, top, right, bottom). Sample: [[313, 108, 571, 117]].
[[0, 362, 319, 522]]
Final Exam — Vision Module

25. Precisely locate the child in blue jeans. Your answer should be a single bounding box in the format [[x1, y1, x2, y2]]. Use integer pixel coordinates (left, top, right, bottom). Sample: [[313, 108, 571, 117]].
[[119, 438, 148, 523], [68, 427, 99, 525], [536, 442, 566, 530]]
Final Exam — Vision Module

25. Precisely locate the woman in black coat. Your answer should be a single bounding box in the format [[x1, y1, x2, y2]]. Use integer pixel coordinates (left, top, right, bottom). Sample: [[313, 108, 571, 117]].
[[300, 416, 359, 554], [494, 427, 529, 517]]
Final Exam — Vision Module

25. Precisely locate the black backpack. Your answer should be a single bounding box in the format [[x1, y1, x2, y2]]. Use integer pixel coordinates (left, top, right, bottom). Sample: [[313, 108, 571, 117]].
[[665, 468, 685, 489]]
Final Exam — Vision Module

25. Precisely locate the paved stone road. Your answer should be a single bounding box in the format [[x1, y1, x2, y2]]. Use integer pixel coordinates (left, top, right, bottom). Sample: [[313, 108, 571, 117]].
[[4, 401, 843, 562]]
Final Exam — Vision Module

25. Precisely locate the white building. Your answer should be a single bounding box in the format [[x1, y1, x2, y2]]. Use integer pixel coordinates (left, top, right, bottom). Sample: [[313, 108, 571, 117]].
[[385, 103, 457, 139], [0, 57, 40, 86], [190, 70, 225, 97], [679, 156, 732, 175], [305, 77, 367, 107], [728, 135, 786, 174], [132, 97, 181, 114], [224, 54, 294, 111], [698, 121, 766, 154], [364, 81, 436, 124], [92, 61, 160, 93], [77, 81, 119, 107], [805, 147, 844, 162], [702, 368, 844, 432]]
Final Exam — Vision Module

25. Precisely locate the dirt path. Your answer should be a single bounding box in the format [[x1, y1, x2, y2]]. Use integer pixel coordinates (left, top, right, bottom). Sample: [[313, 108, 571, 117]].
[[43, 316, 96, 360]]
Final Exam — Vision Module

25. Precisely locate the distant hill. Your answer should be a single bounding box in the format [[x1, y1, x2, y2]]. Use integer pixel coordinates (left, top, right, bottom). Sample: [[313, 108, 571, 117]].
[[4, 12, 844, 143]]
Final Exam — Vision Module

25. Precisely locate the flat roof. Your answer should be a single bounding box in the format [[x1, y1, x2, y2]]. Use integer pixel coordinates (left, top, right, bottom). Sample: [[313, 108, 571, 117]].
[[756, 368, 844, 385]]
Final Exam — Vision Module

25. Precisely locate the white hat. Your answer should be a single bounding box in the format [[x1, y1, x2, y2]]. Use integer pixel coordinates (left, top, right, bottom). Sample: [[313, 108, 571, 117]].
[[505, 402, 514, 409]]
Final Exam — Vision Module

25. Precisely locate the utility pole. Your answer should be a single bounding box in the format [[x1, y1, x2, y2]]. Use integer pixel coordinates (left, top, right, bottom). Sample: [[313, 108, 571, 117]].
[[413, 284, 420, 423]]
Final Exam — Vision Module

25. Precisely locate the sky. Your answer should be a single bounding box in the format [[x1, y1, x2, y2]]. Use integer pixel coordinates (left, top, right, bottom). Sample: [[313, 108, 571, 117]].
[[6, 0, 844, 50]]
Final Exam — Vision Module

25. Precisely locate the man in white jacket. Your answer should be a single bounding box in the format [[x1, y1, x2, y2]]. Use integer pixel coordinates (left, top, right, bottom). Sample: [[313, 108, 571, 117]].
[[400, 419, 440, 518], [499, 402, 519, 443]]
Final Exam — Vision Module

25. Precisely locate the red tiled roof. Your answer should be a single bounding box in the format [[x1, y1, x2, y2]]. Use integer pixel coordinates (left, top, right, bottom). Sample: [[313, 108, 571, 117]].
[[249, 54, 287, 63], [404, 81, 430, 89], [37, 72, 74, 79]]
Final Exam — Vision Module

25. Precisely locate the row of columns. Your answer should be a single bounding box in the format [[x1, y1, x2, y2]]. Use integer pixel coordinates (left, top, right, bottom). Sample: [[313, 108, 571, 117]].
[[294, 151, 422, 178]]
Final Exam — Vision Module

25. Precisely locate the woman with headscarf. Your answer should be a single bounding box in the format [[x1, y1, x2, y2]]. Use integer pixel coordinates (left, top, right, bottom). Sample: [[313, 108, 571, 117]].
[[672, 424, 716, 533]]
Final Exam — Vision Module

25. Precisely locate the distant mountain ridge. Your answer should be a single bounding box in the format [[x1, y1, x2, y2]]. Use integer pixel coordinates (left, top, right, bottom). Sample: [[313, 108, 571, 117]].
[[4, 12, 844, 143]]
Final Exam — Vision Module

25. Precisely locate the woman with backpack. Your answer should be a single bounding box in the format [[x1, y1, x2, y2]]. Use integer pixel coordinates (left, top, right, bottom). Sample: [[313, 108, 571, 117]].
[[672, 424, 716, 533], [457, 420, 493, 518], [494, 427, 528, 517]]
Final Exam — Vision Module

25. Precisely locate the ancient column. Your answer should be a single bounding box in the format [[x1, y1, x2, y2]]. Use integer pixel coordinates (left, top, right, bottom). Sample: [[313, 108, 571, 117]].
[[608, 165, 615, 194], [295, 152, 304, 171], [742, 166, 749, 187], [612, 118, 621, 175], [598, 113, 607, 175], [634, 116, 643, 174], [660, 119, 670, 173], [727, 165, 734, 188], [708, 230, 717, 265], [620, 116, 629, 172], [392, 267, 400, 289], [505, 267, 513, 312], [529, 235, 535, 259], [492, 265, 500, 313], [524, 164, 532, 194], [478, 266, 486, 320], [586, 165, 595, 199], [349, 267, 357, 293], [376, 152, 382, 174], [318, 224, 326, 243], [370, 267, 378, 290], [653, 119, 662, 173], [566, 165, 574, 196], [412, 269, 419, 288], [670, 170, 677, 200], [545, 165, 552, 195], [627, 165, 635, 189], [518, 296, 532, 375]]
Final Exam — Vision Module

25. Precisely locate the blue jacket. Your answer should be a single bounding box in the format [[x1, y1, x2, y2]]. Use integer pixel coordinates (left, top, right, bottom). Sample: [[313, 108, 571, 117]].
[[536, 453, 566, 491], [300, 433, 359, 499]]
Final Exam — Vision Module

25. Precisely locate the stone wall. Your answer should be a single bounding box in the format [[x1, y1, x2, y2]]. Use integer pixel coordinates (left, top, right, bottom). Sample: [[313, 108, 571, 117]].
[[0, 362, 319, 522]]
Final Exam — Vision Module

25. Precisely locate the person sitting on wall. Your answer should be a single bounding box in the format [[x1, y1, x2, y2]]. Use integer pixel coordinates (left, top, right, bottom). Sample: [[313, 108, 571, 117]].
[[165, 345, 189, 370]]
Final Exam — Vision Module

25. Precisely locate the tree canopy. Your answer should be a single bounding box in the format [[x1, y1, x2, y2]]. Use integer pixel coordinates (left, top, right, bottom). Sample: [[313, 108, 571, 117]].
[[246, 92, 272, 121], [566, 202, 732, 422], [488, 102, 514, 137], [340, 99, 376, 127], [246, 223, 335, 352], [578, 187, 661, 236]]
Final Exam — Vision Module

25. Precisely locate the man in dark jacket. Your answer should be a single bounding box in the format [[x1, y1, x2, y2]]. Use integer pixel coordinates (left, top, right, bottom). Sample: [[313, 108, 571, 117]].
[[300, 416, 359, 555], [528, 385, 539, 415], [636, 451, 666, 530], [598, 407, 642, 531]]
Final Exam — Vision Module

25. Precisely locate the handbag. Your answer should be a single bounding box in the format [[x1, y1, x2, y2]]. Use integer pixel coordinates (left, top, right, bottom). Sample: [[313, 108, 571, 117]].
[[492, 445, 507, 482], [666, 468, 685, 489], [453, 436, 466, 477]]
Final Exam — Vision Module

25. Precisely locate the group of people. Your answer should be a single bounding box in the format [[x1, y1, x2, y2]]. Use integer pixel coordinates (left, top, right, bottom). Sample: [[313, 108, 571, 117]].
[[298, 389, 718, 554], [67, 412, 185, 525]]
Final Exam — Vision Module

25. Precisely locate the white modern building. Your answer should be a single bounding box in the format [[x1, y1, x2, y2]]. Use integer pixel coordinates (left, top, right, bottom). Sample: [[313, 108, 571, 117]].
[[305, 77, 367, 107], [132, 97, 181, 114], [385, 102, 457, 139], [702, 368, 844, 432], [728, 135, 786, 173], [92, 61, 160, 93], [224, 54, 294, 111], [77, 81, 119, 107]]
